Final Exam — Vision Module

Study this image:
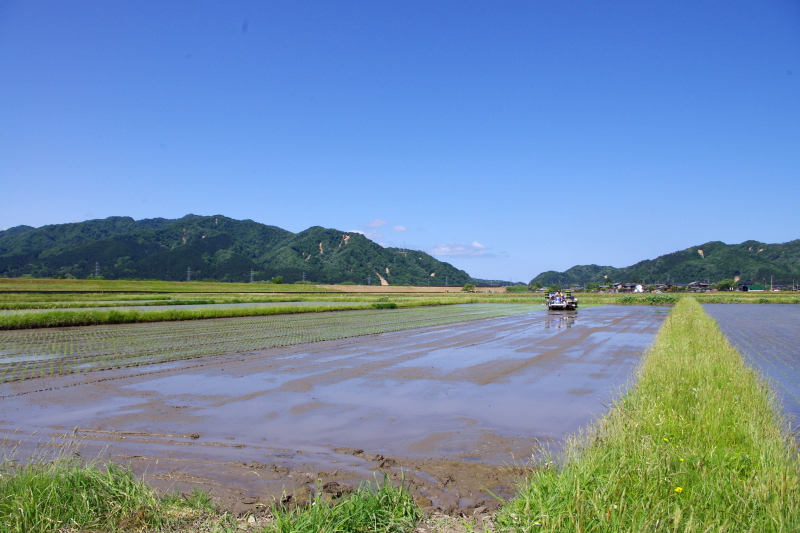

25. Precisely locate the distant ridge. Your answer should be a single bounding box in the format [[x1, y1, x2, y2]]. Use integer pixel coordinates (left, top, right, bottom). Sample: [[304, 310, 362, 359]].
[[0, 215, 473, 285], [530, 240, 800, 286]]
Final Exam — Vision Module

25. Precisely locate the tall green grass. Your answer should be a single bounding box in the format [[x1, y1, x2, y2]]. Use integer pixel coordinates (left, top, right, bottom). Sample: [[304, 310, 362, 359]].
[[498, 298, 800, 532], [268, 477, 419, 533], [0, 441, 218, 532]]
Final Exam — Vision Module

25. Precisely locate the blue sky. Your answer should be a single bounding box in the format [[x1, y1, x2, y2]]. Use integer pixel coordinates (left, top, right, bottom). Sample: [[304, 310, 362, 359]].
[[1, 1, 798, 282]]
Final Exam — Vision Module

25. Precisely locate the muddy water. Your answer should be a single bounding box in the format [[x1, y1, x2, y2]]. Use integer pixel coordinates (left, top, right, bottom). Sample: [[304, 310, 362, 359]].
[[0, 305, 665, 513], [704, 304, 800, 433]]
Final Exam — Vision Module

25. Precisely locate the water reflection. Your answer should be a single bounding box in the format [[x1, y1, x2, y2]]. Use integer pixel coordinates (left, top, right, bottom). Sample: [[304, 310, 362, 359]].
[[545, 311, 578, 329]]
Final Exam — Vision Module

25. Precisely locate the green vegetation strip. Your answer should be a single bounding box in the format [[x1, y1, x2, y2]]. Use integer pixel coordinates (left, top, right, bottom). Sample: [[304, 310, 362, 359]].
[[269, 478, 419, 533], [0, 303, 373, 330], [0, 304, 536, 384], [498, 298, 800, 532], [0, 440, 418, 533], [0, 443, 221, 533]]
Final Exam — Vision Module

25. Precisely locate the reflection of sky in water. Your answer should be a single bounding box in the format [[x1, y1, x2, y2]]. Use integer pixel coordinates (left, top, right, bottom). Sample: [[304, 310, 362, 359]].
[[704, 304, 800, 431], [0, 353, 59, 364], [119, 306, 665, 452]]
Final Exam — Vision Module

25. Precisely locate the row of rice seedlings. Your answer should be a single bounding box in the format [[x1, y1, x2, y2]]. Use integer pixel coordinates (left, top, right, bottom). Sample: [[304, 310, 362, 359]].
[[0, 304, 535, 383]]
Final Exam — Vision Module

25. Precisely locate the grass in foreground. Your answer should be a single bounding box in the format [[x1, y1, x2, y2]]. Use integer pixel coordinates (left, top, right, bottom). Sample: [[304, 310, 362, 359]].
[[498, 297, 800, 532], [0, 438, 419, 533], [267, 477, 420, 533], [0, 441, 224, 533]]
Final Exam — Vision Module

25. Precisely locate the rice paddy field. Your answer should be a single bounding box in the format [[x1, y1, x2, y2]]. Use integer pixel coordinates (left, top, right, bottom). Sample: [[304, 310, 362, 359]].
[[704, 304, 800, 433], [0, 304, 537, 384], [3, 278, 800, 531]]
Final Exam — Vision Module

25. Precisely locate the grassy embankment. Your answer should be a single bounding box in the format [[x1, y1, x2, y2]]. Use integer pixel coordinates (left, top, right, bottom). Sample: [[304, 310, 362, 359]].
[[0, 440, 418, 533], [498, 297, 800, 532], [0, 442, 225, 533], [268, 478, 419, 533]]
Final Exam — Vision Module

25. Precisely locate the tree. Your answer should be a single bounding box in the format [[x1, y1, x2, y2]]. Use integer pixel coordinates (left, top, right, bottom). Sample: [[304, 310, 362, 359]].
[[585, 282, 600, 291], [462, 283, 475, 292], [270, 275, 284, 284], [715, 279, 736, 291], [548, 284, 560, 293], [531, 281, 542, 290]]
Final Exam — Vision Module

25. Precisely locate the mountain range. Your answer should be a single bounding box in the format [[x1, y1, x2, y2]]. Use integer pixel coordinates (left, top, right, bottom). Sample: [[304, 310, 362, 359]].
[[0, 215, 472, 286], [530, 240, 800, 287]]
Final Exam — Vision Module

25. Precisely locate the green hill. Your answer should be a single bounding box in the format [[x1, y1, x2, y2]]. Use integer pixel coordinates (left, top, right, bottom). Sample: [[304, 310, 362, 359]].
[[0, 215, 473, 285], [531, 240, 800, 286]]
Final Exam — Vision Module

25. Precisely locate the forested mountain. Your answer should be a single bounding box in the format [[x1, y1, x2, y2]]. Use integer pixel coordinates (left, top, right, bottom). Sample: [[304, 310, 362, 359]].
[[531, 240, 800, 286], [0, 215, 473, 285]]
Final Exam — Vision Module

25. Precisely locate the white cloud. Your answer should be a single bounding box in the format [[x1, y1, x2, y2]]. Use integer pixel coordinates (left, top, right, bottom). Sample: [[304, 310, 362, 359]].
[[367, 219, 388, 227], [0, 227, 6, 231], [427, 241, 494, 258], [393, 225, 408, 232], [349, 229, 384, 241]]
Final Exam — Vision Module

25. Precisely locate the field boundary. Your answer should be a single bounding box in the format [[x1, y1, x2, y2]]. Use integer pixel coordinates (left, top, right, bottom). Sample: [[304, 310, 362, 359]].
[[498, 297, 800, 531]]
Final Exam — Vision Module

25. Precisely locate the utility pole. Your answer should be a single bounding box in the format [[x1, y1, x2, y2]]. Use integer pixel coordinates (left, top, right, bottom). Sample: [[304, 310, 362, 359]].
[[94, 262, 100, 278], [250, 269, 255, 283], [368, 273, 371, 286], [445, 275, 448, 287], [186, 266, 192, 282], [302, 271, 306, 282]]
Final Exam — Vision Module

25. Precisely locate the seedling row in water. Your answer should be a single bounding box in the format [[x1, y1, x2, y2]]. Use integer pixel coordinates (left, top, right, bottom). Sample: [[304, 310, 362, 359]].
[[0, 304, 534, 384]]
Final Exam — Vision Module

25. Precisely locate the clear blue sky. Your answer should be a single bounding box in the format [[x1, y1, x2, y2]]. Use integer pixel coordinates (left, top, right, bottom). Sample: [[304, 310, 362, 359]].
[[1, 1, 798, 282]]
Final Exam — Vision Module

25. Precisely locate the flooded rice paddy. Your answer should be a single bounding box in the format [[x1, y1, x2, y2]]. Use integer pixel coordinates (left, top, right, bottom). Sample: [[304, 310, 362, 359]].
[[0, 304, 534, 382], [704, 304, 800, 434], [0, 305, 666, 513]]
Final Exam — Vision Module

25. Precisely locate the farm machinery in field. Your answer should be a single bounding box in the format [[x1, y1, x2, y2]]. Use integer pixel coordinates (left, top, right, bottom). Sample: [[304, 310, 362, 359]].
[[545, 290, 578, 311]]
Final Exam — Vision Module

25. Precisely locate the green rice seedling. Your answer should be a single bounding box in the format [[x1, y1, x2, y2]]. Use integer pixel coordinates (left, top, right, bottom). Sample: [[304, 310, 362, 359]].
[[0, 304, 537, 383], [268, 475, 420, 533], [497, 298, 800, 532]]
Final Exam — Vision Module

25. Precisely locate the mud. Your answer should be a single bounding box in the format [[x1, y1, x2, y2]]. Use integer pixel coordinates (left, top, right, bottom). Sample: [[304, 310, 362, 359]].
[[0, 305, 665, 514]]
